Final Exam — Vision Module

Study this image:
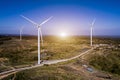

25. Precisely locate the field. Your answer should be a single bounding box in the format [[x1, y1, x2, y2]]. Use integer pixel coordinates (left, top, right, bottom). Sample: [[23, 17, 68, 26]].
[[0, 35, 120, 80]]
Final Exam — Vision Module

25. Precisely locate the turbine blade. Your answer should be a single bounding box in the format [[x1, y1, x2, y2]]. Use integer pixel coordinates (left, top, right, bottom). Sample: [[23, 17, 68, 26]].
[[20, 26, 24, 30], [39, 16, 53, 26], [92, 18, 96, 26], [20, 15, 38, 26], [39, 28, 43, 46]]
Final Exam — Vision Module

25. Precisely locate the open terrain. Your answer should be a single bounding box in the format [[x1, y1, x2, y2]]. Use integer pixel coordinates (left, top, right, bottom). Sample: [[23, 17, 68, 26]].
[[0, 35, 120, 80]]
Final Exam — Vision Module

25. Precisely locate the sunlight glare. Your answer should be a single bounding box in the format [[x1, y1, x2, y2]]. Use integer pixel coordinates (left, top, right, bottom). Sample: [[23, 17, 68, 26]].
[[60, 32, 67, 37]]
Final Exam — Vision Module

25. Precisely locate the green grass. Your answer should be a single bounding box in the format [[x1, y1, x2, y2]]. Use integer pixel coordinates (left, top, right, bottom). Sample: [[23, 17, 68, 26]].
[[1, 35, 120, 80], [0, 36, 90, 66], [2, 62, 83, 80], [89, 48, 120, 75]]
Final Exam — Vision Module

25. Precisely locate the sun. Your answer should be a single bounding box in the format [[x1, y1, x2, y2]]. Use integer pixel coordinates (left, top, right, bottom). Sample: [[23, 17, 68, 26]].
[[60, 32, 67, 37]]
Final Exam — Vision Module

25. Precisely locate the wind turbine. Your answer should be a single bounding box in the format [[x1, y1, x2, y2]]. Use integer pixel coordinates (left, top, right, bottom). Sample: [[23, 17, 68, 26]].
[[90, 18, 96, 47], [21, 15, 53, 64], [20, 26, 24, 41]]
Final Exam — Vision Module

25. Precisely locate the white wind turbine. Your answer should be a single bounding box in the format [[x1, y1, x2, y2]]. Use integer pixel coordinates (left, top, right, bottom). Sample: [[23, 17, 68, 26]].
[[21, 15, 53, 64], [90, 18, 96, 47], [20, 26, 24, 41]]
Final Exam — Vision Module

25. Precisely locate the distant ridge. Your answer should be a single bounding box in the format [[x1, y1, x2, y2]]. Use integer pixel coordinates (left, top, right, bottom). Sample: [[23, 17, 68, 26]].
[[0, 34, 120, 38]]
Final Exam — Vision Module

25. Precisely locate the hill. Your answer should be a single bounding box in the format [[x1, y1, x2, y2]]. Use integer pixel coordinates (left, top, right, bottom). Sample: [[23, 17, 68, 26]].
[[0, 35, 120, 80]]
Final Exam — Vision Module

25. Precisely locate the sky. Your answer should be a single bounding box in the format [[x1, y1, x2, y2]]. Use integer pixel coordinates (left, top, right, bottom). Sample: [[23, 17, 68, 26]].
[[0, 0, 120, 36]]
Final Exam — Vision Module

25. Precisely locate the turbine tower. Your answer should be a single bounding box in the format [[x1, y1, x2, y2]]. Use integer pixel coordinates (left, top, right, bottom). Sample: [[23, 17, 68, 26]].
[[90, 18, 96, 47], [20, 26, 24, 41], [21, 15, 52, 64]]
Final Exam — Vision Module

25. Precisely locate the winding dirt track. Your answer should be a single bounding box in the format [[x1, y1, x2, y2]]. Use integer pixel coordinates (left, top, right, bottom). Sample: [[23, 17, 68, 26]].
[[0, 47, 95, 79]]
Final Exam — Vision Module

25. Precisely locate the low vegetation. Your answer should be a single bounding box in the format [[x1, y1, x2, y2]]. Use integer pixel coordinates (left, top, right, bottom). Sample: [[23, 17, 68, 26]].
[[2, 60, 84, 80], [0, 35, 120, 80], [89, 46, 120, 76], [0, 35, 90, 68]]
